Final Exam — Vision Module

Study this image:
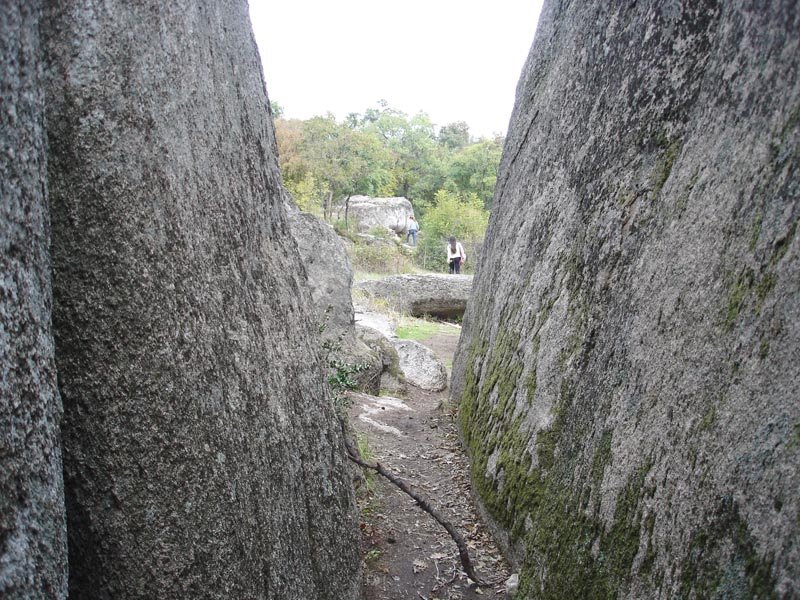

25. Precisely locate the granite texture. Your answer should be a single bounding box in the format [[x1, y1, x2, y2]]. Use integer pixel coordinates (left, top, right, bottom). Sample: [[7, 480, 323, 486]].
[[0, 2, 68, 597], [43, 1, 361, 597], [286, 204, 382, 394], [340, 195, 415, 234], [356, 274, 473, 319], [452, 2, 799, 598]]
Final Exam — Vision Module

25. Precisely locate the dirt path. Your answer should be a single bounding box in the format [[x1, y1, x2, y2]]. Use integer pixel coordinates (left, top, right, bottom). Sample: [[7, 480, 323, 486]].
[[349, 330, 511, 600]]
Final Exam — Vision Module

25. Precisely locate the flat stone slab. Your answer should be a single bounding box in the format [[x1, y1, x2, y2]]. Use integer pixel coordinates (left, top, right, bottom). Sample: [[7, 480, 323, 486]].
[[354, 303, 397, 338], [350, 392, 413, 437], [355, 274, 473, 319]]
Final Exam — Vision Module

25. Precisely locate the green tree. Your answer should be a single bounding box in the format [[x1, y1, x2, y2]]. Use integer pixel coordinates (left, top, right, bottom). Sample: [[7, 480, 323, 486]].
[[269, 100, 284, 119], [438, 121, 470, 150], [284, 173, 329, 215], [273, 102, 503, 226], [447, 138, 503, 209], [416, 190, 489, 273], [360, 105, 441, 202], [276, 118, 327, 212], [277, 114, 393, 219]]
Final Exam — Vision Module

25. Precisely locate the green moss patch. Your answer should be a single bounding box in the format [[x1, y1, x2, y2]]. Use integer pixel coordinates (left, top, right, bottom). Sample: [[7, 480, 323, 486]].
[[652, 137, 683, 196], [680, 496, 777, 599]]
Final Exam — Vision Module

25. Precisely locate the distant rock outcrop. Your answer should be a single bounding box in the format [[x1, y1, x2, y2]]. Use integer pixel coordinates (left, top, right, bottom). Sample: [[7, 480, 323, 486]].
[[453, 2, 799, 599], [1, 2, 68, 597], [356, 274, 473, 319], [42, 1, 361, 598], [340, 195, 415, 234], [354, 310, 448, 393]]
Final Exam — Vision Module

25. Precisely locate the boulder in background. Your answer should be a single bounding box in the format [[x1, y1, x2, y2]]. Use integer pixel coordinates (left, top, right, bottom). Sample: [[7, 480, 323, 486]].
[[340, 196, 415, 234], [393, 340, 448, 392], [356, 274, 473, 319]]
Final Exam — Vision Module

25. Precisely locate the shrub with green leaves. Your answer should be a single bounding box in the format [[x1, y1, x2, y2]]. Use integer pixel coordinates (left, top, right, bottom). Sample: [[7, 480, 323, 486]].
[[351, 241, 415, 274], [415, 190, 489, 273]]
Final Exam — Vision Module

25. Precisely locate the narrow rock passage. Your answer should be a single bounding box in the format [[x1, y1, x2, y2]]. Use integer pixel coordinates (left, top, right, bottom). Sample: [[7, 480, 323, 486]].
[[349, 332, 510, 599]]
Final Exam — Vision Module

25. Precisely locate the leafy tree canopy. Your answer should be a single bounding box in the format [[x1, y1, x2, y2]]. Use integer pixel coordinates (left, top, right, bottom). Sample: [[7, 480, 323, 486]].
[[438, 121, 470, 150], [415, 189, 490, 274], [273, 101, 502, 218]]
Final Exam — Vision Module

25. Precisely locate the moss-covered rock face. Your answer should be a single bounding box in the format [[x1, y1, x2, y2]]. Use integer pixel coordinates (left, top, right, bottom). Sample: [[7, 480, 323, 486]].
[[451, 2, 799, 598]]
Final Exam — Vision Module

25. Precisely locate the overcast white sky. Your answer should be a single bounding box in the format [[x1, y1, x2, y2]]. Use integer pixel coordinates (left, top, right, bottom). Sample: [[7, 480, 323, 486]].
[[248, 1, 544, 139]]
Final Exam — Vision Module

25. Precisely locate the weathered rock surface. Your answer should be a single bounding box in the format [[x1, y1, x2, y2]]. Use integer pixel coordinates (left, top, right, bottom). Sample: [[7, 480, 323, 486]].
[[284, 201, 382, 394], [287, 205, 356, 333], [43, 2, 360, 598], [452, 2, 799, 599], [349, 391, 414, 438], [286, 204, 382, 393], [393, 340, 448, 392], [356, 319, 448, 393], [340, 195, 415, 234], [0, 3, 68, 597], [356, 274, 473, 318], [356, 325, 405, 394], [355, 305, 397, 338]]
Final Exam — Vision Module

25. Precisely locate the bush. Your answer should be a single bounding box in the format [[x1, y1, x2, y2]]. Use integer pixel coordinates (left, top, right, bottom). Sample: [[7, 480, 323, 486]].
[[413, 190, 489, 273], [366, 225, 395, 239], [351, 243, 413, 274], [333, 219, 359, 243]]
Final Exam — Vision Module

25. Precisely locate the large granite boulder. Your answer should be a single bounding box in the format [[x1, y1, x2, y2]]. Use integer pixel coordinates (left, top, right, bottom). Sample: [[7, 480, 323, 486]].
[[356, 274, 473, 318], [1, 2, 68, 596], [393, 340, 448, 392], [356, 325, 405, 394], [43, 2, 360, 598], [286, 204, 382, 394], [452, 2, 799, 598], [286, 205, 355, 332], [340, 195, 415, 234]]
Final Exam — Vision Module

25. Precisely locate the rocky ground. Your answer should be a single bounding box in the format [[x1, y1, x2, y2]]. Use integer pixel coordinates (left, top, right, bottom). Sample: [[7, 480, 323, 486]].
[[348, 330, 511, 600]]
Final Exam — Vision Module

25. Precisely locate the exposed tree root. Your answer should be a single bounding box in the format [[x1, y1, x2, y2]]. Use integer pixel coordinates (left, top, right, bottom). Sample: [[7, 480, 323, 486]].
[[340, 417, 487, 586]]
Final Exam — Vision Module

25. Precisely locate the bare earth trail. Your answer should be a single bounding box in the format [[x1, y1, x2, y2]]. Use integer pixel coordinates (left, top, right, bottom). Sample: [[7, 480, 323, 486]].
[[349, 331, 511, 600]]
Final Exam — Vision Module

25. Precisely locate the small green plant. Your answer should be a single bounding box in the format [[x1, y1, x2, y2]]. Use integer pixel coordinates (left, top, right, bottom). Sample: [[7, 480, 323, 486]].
[[353, 271, 389, 283], [333, 219, 359, 243], [357, 434, 374, 462], [356, 434, 378, 493], [364, 548, 382, 564], [350, 243, 414, 274], [319, 308, 369, 416], [328, 360, 368, 408], [366, 225, 394, 239]]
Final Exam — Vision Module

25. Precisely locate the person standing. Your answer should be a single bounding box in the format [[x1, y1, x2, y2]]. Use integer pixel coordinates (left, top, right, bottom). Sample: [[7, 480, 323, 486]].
[[406, 215, 419, 246], [447, 236, 466, 274]]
